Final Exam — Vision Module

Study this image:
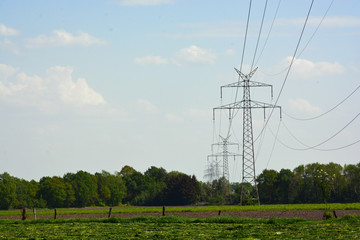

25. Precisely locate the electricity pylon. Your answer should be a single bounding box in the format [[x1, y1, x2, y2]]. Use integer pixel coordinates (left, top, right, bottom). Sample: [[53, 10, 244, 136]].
[[204, 158, 221, 183], [206, 135, 241, 183], [213, 67, 281, 205]]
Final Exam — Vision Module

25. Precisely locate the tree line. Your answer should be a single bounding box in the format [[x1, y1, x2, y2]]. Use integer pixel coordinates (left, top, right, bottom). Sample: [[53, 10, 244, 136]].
[[0, 162, 359, 210]]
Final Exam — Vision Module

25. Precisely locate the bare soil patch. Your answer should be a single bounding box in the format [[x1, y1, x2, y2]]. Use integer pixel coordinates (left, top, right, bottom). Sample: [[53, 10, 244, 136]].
[[2, 210, 359, 221]]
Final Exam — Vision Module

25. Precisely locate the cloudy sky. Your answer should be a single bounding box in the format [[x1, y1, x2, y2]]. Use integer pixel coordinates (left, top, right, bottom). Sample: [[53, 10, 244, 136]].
[[1, 0, 359, 181]]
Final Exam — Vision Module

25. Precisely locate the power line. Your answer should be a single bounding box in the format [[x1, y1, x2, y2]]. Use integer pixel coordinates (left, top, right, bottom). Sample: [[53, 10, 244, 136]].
[[316, 139, 360, 151], [284, 82, 360, 121], [229, 0, 271, 138], [260, 0, 334, 77], [254, 119, 267, 161], [271, 113, 360, 151], [250, 0, 269, 71], [254, 0, 315, 144], [255, 0, 282, 67], [227, 0, 253, 137], [239, 0, 253, 73], [266, 119, 281, 169]]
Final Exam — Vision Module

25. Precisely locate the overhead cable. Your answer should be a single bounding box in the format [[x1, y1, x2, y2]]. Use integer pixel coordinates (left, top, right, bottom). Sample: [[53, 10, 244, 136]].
[[284, 82, 360, 121], [250, 0, 269, 71], [260, 0, 334, 77], [227, 0, 253, 137], [254, 0, 315, 143], [265, 119, 281, 169], [271, 112, 360, 151], [255, 0, 282, 67]]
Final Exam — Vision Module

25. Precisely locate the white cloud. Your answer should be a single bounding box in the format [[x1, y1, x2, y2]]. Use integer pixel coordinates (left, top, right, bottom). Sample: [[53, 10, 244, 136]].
[[119, 0, 173, 6], [276, 16, 360, 28], [24, 30, 107, 48], [288, 98, 321, 114], [0, 39, 20, 54], [0, 24, 20, 36], [224, 49, 235, 56], [165, 113, 183, 123], [155, 21, 243, 39], [283, 57, 344, 79], [134, 56, 168, 65], [186, 108, 211, 119], [47, 66, 106, 106], [317, 16, 360, 28], [134, 46, 216, 67], [173, 45, 216, 65], [137, 99, 158, 113], [0, 64, 106, 108], [0, 64, 19, 79]]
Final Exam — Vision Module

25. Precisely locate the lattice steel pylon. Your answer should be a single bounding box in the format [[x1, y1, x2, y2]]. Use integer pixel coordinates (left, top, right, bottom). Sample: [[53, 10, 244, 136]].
[[204, 157, 221, 183], [213, 67, 281, 205], [206, 135, 241, 183]]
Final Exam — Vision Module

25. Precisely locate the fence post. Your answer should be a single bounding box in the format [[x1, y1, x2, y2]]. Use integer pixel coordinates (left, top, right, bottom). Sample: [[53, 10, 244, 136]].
[[218, 210, 221, 216], [54, 208, 57, 219], [108, 207, 112, 218], [22, 208, 26, 220], [33, 208, 36, 220], [333, 210, 338, 218], [162, 205, 165, 216]]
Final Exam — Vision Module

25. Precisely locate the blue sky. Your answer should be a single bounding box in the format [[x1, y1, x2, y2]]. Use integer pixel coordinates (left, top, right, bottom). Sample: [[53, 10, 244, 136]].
[[0, 0, 359, 181]]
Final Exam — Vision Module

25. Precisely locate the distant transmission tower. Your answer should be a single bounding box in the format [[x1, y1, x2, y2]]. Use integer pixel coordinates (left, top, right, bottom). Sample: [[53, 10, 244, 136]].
[[204, 157, 221, 183], [213, 67, 281, 205], [206, 135, 241, 183]]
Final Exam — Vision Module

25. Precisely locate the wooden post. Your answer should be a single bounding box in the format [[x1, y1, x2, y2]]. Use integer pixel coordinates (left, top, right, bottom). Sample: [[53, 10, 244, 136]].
[[162, 205, 165, 216], [108, 207, 112, 218], [33, 208, 36, 220], [22, 208, 26, 220], [218, 210, 221, 216], [54, 208, 57, 219]]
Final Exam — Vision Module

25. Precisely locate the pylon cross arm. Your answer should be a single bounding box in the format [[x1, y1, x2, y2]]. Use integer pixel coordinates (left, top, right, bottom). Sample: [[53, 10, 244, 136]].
[[234, 67, 258, 80], [213, 100, 281, 120]]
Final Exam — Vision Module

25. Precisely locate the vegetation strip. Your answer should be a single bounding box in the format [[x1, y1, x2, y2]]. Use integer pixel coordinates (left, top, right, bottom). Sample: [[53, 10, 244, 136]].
[[1, 162, 360, 211], [1, 203, 360, 217], [0, 203, 360, 216], [0, 215, 359, 239]]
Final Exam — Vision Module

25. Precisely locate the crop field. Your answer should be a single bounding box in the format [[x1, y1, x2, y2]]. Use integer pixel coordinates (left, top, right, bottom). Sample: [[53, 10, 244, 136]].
[[1, 203, 360, 217], [1, 204, 359, 239], [0, 215, 360, 239]]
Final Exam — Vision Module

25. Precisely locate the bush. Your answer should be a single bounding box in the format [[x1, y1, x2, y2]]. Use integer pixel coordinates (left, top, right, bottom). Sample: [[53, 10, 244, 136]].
[[323, 211, 334, 220]]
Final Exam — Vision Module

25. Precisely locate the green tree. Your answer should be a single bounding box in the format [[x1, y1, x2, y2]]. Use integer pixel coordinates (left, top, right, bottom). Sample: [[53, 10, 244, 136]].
[[95, 171, 126, 206], [289, 165, 305, 203], [314, 167, 335, 205], [257, 169, 278, 204], [122, 170, 148, 205], [303, 163, 323, 203], [143, 166, 168, 205], [208, 177, 230, 205], [323, 162, 344, 203], [276, 169, 293, 203], [343, 163, 360, 202], [0, 172, 17, 209], [118, 165, 137, 178], [39, 176, 75, 208], [13, 178, 39, 209], [64, 171, 98, 207], [166, 172, 200, 205]]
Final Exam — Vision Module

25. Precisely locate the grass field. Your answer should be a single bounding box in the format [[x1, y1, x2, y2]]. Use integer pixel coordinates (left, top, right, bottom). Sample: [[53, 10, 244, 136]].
[[0, 215, 359, 239], [1, 203, 360, 217]]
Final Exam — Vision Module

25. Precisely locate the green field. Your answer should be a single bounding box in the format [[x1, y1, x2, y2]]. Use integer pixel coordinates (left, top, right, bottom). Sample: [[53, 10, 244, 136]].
[[0, 215, 359, 239], [1, 203, 360, 217]]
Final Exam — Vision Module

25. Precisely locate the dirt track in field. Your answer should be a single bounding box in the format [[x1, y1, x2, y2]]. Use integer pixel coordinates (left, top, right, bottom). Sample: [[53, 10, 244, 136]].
[[2, 210, 360, 221]]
